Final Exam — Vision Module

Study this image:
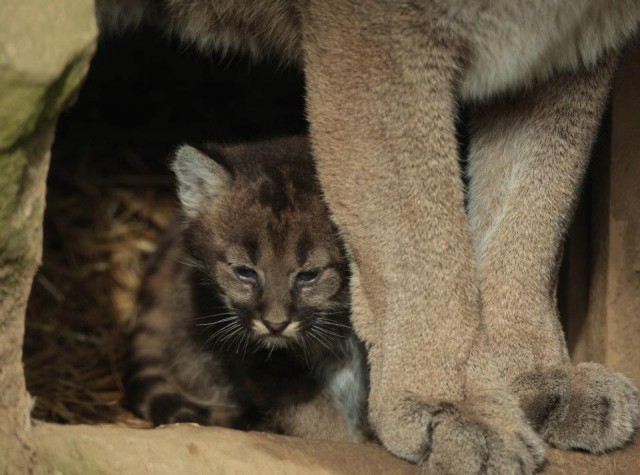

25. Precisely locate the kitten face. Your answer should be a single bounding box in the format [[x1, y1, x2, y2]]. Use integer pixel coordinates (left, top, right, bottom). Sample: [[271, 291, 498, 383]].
[[173, 139, 350, 352], [200, 226, 348, 349]]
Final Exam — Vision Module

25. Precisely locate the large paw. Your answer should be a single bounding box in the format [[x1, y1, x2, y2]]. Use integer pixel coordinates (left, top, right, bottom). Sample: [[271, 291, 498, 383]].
[[418, 394, 546, 475], [376, 393, 546, 475], [512, 367, 571, 437], [544, 362, 640, 453]]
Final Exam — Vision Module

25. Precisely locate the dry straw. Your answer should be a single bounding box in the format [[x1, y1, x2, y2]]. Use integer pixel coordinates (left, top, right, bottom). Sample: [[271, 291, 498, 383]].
[[25, 153, 175, 426]]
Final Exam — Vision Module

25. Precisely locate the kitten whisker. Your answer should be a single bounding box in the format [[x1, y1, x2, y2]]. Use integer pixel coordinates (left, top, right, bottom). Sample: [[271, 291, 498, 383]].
[[314, 330, 341, 358], [317, 304, 349, 313], [241, 334, 251, 360], [307, 330, 338, 358], [316, 310, 349, 316], [193, 311, 237, 321], [219, 328, 243, 352], [316, 328, 345, 343], [300, 337, 311, 369], [195, 315, 238, 327], [314, 326, 344, 340], [231, 330, 246, 354], [315, 317, 351, 328], [312, 328, 332, 345], [314, 317, 350, 329], [267, 342, 276, 360], [218, 325, 242, 345], [205, 322, 240, 346], [209, 321, 239, 339], [314, 313, 344, 318]]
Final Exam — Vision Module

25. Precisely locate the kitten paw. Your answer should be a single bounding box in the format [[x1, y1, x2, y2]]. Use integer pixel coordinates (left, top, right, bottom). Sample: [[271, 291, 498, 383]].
[[544, 362, 640, 453], [148, 393, 211, 426]]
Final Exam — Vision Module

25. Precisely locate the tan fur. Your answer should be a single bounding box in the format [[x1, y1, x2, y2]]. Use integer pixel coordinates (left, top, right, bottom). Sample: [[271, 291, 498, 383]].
[[467, 55, 640, 453], [97, 1, 640, 473]]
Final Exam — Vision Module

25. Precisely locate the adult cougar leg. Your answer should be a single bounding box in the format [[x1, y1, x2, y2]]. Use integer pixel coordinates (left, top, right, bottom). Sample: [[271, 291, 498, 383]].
[[467, 55, 640, 453], [303, 2, 544, 473]]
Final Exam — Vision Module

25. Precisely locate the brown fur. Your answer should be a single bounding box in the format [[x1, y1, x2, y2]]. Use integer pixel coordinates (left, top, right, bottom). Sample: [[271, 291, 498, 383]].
[[126, 136, 368, 442], [97, 1, 640, 473]]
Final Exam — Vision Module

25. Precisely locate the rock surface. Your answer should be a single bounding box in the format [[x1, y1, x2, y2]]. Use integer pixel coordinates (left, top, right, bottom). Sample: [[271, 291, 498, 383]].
[[0, 2, 96, 473], [32, 423, 640, 475]]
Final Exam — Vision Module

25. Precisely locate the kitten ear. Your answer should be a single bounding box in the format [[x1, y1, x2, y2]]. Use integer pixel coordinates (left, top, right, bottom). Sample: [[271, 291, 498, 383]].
[[171, 145, 232, 218]]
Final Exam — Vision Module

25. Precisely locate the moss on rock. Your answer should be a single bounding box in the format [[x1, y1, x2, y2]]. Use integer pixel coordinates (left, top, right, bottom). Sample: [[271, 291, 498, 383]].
[[0, 1, 96, 473]]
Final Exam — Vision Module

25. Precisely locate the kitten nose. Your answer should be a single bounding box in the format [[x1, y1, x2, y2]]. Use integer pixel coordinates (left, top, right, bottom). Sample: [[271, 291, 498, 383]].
[[263, 319, 290, 334]]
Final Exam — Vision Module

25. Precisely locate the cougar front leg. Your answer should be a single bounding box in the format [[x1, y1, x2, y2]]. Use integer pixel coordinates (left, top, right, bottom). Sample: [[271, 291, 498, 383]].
[[303, 2, 544, 473], [467, 55, 639, 452]]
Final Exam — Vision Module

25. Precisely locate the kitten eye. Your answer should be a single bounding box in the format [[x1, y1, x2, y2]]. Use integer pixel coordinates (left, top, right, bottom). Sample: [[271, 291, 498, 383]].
[[297, 269, 319, 284], [235, 265, 258, 283]]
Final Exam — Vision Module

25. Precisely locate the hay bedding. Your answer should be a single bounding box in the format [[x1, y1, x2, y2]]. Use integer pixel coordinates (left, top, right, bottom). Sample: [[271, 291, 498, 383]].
[[25, 161, 174, 426], [23, 28, 305, 425]]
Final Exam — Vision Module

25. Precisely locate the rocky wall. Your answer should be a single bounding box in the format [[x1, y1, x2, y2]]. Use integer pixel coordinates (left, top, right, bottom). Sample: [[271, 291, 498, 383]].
[[0, 2, 96, 472]]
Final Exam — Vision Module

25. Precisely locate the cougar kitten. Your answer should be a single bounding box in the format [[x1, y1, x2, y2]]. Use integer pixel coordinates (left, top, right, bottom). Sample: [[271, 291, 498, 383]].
[[125, 136, 368, 441]]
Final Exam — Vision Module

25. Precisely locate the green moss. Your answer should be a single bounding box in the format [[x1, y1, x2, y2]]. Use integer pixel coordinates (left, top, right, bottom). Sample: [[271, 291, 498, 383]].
[[0, 137, 45, 258], [0, 72, 47, 150], [0, 46, 93, 151], [0, 47, 92, 254], [0, 146, 24, 239], [0, 46, 93, 326]]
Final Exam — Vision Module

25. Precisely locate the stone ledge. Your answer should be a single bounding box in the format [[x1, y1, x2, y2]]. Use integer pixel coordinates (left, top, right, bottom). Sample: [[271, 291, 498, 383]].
[[31, 422, 639, 475]]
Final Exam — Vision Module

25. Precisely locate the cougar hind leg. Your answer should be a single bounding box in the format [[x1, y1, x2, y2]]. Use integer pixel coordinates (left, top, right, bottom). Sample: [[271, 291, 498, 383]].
[[466, 53, 640, 451]]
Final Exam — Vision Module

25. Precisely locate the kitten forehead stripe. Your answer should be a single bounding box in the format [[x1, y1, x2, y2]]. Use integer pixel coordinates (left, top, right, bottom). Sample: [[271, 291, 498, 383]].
[[296, 233, 312, 267], [244, 239, 260, 265]]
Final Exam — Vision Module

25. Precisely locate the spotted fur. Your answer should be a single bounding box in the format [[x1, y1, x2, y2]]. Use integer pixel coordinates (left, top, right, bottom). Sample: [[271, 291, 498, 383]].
[[125, 136, 368, 441]]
